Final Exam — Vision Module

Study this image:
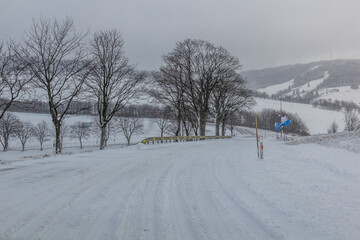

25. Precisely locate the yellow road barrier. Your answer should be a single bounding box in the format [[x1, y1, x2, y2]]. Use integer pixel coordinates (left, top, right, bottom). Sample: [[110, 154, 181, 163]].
[[141, 135, 231, 144]]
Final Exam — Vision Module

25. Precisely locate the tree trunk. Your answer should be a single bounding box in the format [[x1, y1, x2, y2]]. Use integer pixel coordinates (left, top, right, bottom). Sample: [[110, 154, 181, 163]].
[[79, 137, 82, 149], [55, 123, 61, 154], [22, 143, 25, 151], [221, 120, 226, 136], [199, 112, 207, 136], [3, 137, 9, 151], [100, 123, 107, 150], [175, 116, 181, 136], [182, 120, 190, 136], [215, 116, 220, 136]]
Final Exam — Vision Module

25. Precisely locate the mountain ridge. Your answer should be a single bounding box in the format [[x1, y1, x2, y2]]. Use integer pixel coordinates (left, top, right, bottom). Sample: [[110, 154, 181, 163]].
[[242, 59, 360, 90]]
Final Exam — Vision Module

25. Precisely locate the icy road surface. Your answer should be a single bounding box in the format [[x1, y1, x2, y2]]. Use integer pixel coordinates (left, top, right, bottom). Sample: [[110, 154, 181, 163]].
[[0, 136, 360, 239]]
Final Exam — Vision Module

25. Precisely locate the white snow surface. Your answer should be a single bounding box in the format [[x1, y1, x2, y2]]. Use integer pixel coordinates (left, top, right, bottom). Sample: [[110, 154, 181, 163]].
[[254, 98, 345, 134], [317, 85, 360, 105], [0, 133, 359, 240], [257, 79, 295, 95], [285, 71, 329, 97]]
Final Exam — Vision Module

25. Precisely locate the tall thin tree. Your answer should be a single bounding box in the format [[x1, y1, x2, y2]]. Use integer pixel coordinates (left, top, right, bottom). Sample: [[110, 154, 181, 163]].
[[15, 17, 91, 153], [87, 29, 144, 150]]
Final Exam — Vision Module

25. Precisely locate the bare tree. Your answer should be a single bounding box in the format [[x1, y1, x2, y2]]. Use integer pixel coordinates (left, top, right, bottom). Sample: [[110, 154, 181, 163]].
[[70, 121, 91, 149], [150, 60, 187, 136], [87, 29, 144, 150], [184, 40, 241, 136], [15, 121, 34, 151], [32, 120, 51, 151], [344, 110, 360, 131], [14, 17, 91, 154], [154, 39, 246, 136], [0, 42, 33, 119], [154, 108, 172, 137], [117, 117, 144, 145], [211, 70, 253, 136], [92, 117, 117, 147], [327, 121, 339, 133], [0, 112, 20, 151], [154, 118, 172, 137]]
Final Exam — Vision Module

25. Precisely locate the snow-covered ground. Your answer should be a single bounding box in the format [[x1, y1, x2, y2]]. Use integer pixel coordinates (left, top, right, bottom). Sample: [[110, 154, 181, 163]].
[[289, 130, 360, 154], [257, 79, 295, 95], [0, 130, 359, 240], [254, 98, 345, 134], [317, 85, 360, 105]]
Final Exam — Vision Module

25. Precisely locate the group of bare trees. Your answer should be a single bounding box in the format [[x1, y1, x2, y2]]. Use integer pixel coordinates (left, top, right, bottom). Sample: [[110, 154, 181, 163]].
[[0, 113, 144, 152], [0, 113, 51, 151], [150, 39, 254, 137], [2, 18, 253, 153], [0, 17, 144, 153]]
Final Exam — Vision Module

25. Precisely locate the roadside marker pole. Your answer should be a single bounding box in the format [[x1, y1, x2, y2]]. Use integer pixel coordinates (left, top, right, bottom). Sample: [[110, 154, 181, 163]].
[[255, 113, 259, 158], [260, 137, 264, 159]]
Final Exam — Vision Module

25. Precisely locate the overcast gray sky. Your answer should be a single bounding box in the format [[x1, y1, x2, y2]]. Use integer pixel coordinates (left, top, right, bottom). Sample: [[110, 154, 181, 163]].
[[1, 0, 360, 71]]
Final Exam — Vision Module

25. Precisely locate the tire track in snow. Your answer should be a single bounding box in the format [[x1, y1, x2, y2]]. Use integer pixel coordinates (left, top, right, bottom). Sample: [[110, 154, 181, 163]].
[[0, 158, 140, 239], [29, 159, 146, 240]]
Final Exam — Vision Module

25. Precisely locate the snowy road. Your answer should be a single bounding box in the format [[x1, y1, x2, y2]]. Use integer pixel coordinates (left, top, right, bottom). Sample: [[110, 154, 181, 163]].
[[0, 135, 360, 239]]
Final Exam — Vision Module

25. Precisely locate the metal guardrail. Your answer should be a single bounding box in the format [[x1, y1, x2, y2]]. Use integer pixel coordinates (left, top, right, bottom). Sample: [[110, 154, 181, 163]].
[[141, 135, 231, 144]]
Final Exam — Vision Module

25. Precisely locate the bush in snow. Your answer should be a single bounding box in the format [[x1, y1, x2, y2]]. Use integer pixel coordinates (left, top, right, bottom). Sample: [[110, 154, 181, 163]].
[[327, 121, 339, 134], [344, 110, 360, 131]]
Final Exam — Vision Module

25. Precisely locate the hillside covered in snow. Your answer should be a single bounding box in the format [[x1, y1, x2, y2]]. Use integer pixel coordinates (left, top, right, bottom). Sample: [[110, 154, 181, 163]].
[[243, 59, 360, 106]]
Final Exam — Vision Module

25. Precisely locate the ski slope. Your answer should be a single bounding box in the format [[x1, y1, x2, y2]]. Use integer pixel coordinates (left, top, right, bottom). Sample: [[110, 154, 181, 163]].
[[257, 79, 295, 95], [0, 133, 359, 239]]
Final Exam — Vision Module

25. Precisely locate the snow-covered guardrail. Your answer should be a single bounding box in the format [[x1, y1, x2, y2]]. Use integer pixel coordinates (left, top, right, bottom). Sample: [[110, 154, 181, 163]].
[[141, 135, 231, 144]]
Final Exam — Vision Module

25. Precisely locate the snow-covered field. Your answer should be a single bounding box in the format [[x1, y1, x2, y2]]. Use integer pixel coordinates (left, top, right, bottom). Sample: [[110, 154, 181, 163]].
[[317, 86, 360, 105], [257, 79, 295, 95], [0, 130, 359, 240], [254, 98, 345, 134]]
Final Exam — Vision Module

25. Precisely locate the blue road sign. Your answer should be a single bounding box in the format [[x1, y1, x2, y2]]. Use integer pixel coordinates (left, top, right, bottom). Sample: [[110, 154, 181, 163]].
[[281, 119, 291, 127]]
